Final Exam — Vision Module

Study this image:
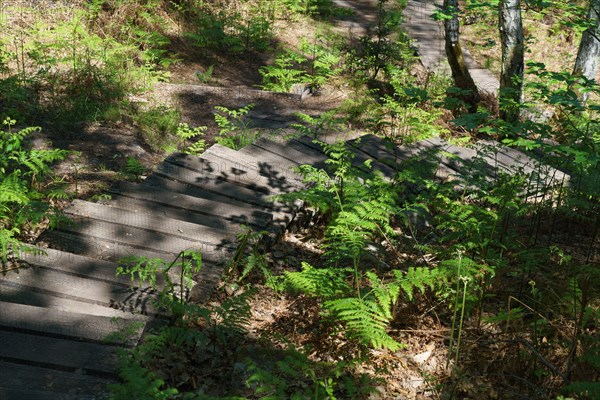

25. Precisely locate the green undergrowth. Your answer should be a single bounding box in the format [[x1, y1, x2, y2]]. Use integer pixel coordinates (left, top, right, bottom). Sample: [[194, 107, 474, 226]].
[[111, 248, 380, 399], [0, 118, 69, 266]]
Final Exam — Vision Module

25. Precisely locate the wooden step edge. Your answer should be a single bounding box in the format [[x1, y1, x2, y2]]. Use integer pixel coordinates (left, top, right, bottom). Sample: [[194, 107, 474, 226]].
[[0, 301, 145, 347], [0, 273, 164, 319], [65, 199, 237, 247]]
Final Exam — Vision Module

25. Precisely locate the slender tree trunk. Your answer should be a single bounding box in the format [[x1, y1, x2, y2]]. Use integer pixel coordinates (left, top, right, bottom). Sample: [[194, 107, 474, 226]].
[[499, 0, 524, 122], [443, 0, 480, 111], [573, 0, 600, 101]]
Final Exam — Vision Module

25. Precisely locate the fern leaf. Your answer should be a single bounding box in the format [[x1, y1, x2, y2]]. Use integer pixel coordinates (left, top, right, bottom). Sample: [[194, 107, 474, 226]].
[[284, 262, 351, 299], [325, 297, 404, 351]]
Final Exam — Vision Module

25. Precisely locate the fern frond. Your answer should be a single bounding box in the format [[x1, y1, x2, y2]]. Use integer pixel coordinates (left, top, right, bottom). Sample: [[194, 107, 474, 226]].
[[0, 175, 29, 207], [395, 267, 447, 301], [284, 262, 351, 299], [365, 271, 400, 320], [325, 297, 404, 351], [213, 289, 253, 335]]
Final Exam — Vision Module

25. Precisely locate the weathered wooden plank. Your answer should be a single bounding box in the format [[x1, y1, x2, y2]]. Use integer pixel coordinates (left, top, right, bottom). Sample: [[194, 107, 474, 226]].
[[208, 143, 304, 187], [168, 151, 299, 194], [154, 162, 274, 208], [294, 135, 400, 178], [53, 218, 234, 262], [0, 301, 144, 346], [108, 192, 246, 232], [474, 140, 569, 186], [0, 264, 159, 315], [349, 134, 423, 163], [0, 281, 153, 319], [66, 199, 236, 247], [238, 144, 305, 180], [109, 181, 273, 228], [0, 329, 119, 375], [251, 137, 328, 168], [20, 247, 137, 286], [142, 174, 272, 210], [0, 361, 113, 400], [39, 229, 179, 263]]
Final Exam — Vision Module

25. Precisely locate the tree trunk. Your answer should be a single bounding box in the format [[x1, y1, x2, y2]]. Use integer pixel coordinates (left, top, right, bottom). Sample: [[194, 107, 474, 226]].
[[443, 0, 480, 111], [499, 0, 524, 122], [573, 0, 600, 101]]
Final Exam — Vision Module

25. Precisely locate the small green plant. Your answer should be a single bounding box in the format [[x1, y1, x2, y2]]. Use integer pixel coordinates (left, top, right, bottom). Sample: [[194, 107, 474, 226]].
[[117, 249, 203, 316], [260, 33, 342, 92], [194, 65, 214, 84], [134, 105, 181, 151], [174, 123, 207, 155], [0, 118, 69, 266], [214, 104, 261, 150], [226, 225, 283, 291], [245, 345, 376, 399], [121, 157, 146, 181], [259, 50, 308, 92]]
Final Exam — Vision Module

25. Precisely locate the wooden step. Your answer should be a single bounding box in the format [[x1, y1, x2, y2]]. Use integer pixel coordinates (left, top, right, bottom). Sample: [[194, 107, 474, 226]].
[[0, 360, 113, 400], [167, 151, 293, 195], [154, 162, 274, 208], [66, 199, 236, 248], [294, 135, 400, 179], [0, 301, 144, 346], [0, 329, 119, 376], [54, 216, 232, 258], [37, 227, 170, 261], [251, 136, 328, 168], [473, 139, 569, 186], [0, 262, 159, 316], [141, 174, 294, 224], [207, 145, 303, 186], [109, 180, 274, 229], [238, 142, 305, 181], [141, 174, 272, 209]]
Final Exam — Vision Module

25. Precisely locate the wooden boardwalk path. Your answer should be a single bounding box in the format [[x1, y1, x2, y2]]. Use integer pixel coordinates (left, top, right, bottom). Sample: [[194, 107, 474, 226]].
[[402, 0, 500, 94], [0, 127, 567, 399]]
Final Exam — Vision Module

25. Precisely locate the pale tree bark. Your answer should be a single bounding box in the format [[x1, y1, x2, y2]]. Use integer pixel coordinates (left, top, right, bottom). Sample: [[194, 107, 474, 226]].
[[499, 0, 524, 122], [573, 0, 600, 101], [443, 0, 480, 111]]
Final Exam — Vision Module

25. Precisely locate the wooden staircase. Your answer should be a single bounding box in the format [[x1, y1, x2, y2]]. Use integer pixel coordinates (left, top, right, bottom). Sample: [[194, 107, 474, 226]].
[[0, 132, 567, 399]]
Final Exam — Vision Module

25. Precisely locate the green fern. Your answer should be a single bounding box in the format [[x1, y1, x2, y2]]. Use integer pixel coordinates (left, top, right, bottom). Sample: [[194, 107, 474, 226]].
[[326, 297, 402, 350], [284, 262, 351, 298], [324, 271, 404, 351], [395, 266, 446, 301], [214, 104, 260, 150], [0, 119, 69, 266]]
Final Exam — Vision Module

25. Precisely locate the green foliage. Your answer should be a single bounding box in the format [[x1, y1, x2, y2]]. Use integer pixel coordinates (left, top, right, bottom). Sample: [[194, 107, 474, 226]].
[[562, 381, 600, 400], [110, 353, 179, 400], [0, 119, 69, 266], [259, 49, 308, 92], [325, 271, 404, 351], [111, 284, 256, 398], [284, 262, 350, 299], [195, 65, 214, 84], [344, 0, 412, 81], [175, 123, 207, 155], [117, 250, 203, 316], [184, 0, 274, 54], [0, 3, 167, 129], [214, 104, 261, 150], [226, 226, 281, 291], [121, 157, 147, 181], [260, 34, 342, 92], [134, 105, 181, 151], [284, 261, 406, 351]]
